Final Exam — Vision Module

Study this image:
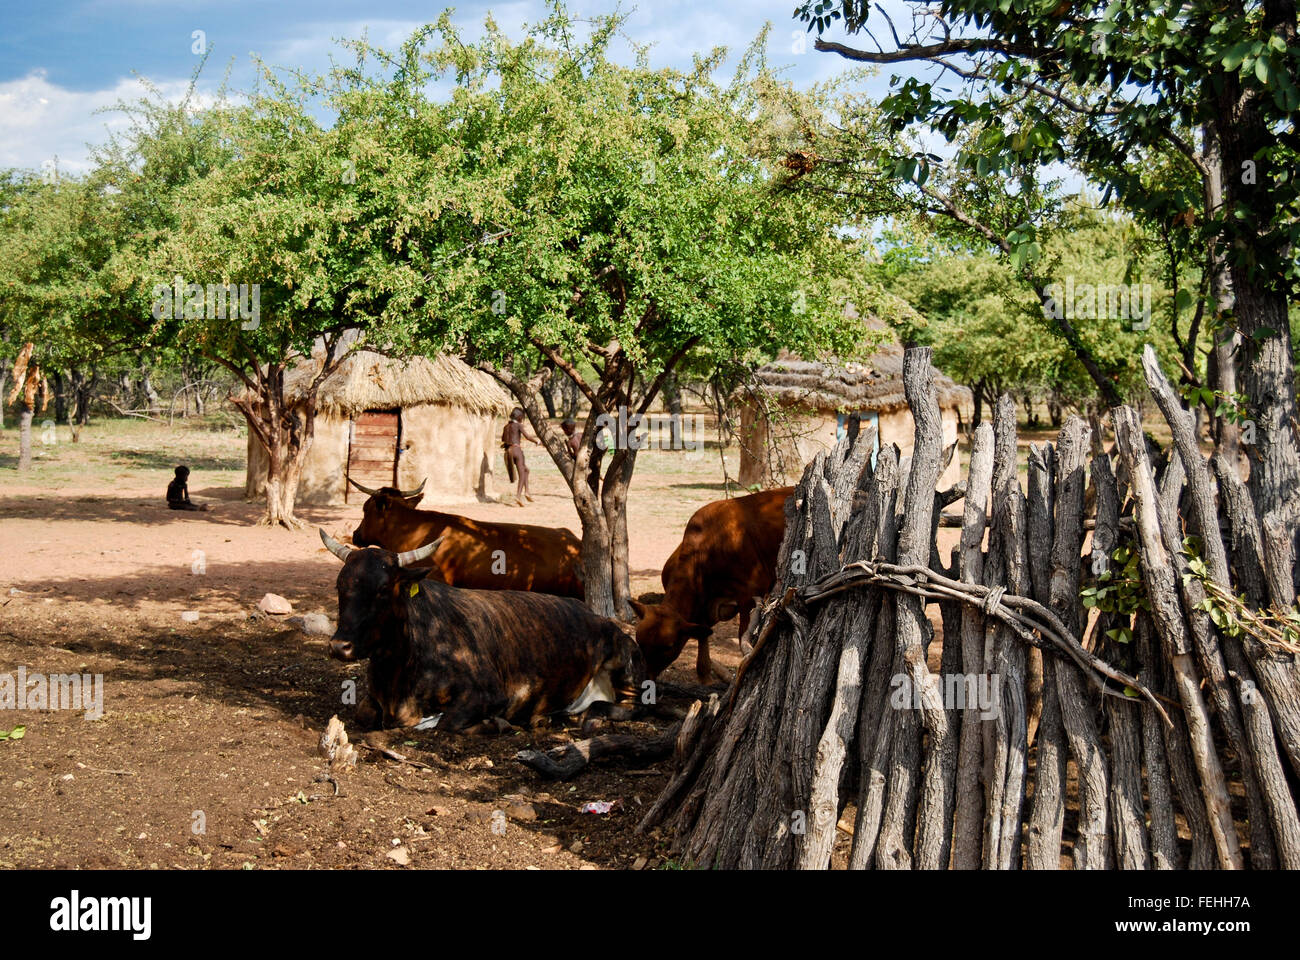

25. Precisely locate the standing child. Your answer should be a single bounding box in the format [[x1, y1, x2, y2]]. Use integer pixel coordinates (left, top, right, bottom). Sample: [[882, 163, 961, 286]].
[[502, 408, 540, 504]]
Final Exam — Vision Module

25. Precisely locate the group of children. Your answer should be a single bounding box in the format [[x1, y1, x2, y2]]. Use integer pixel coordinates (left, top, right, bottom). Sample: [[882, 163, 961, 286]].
[[501, 407, 587, 506]]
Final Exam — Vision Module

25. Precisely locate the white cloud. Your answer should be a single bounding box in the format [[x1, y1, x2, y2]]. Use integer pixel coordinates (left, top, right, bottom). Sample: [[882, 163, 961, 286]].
[[0, 2, 878, 176], [0, 69, 205, 174]]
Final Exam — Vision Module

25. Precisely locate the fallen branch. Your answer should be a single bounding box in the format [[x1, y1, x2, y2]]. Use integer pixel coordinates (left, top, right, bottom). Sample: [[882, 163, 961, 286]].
[[358, 742, 433, 770], [516, 726, 681, 780]]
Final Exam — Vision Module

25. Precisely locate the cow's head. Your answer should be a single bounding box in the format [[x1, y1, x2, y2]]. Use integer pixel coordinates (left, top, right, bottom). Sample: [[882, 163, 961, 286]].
[[630, 598, 710, 678], [320, 529, 442, 662], [349, 477, 427, 548], [567, 620, 647, 714]]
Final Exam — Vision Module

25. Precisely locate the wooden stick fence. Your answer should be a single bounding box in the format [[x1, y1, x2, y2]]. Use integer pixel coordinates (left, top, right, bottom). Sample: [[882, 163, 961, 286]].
[[639, 345, 1300, 870]]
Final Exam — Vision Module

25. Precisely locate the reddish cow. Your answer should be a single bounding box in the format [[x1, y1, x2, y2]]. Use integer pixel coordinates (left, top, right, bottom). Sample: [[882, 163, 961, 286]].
[[348, 479, 583, 598], [632, 486, 793, 681]]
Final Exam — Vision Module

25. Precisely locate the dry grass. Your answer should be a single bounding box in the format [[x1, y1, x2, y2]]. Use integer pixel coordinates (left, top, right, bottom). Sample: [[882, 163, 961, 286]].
[[0, 416, 247, 490]]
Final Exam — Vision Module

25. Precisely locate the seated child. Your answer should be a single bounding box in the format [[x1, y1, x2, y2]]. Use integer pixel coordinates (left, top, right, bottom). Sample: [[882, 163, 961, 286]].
[[166, 465, 209, 511]]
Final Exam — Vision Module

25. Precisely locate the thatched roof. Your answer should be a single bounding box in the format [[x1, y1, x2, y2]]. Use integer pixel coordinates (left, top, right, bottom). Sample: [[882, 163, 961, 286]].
[[748, 306, 971, 414], [276, 350, 512, 417]]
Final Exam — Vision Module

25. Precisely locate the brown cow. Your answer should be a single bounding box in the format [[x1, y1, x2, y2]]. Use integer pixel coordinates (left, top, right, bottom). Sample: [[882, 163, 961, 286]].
[[348, 478, 583, 598], [632, 486, 793, 681]]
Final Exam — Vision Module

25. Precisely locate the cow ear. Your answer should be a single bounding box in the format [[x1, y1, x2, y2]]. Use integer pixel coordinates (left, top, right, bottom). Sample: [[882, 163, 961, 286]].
[[396, 565, 433, 585], [629, 599, 648, 619], [713, 599, 739, 622], [686, 621, 711, 641]]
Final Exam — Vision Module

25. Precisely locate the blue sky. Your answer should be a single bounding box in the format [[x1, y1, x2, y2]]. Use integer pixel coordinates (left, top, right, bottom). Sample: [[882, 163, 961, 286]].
[[0, 0, 907, 175]]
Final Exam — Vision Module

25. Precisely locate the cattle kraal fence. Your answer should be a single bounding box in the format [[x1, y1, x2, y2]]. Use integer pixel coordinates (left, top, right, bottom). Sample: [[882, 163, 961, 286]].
[[633, 345, 1300, 870]]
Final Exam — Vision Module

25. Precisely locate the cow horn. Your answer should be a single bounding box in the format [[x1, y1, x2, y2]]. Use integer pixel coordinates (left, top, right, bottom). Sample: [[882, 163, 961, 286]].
[[320, 529, 356, 563], [397, 536, 443, 567], [396, 478, 427, 498], [347, 476, 382, 497]]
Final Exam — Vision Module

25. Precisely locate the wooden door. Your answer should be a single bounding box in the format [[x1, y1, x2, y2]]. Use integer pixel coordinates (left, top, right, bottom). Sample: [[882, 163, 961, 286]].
[[346, 409, 400, 502]]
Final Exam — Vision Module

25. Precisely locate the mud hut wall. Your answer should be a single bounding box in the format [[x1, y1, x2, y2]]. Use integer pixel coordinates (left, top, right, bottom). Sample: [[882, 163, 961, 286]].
[[244, 404, 499, 506], [739, 402, 964, 489], [397, 402, 498, 505], [297, 413, 351, 505], [245, 431, 267, 499], [736, 404, 773, 487]]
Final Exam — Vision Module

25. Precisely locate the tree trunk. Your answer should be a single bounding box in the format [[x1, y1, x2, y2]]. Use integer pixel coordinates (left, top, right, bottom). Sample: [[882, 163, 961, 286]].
[[230, 361, 319, 530], [602, 458, 636, 620], [480, 362, 632, 618], [541, 378, 557, 418], [139, 366, 161, 415], [258, 396, 313, 529], [50, 370, 67, 424], [70, 367, 95, 428], [576, 500, 617, 618], [17, 403, 33, 471], [1210, 46, 1300, 531], [1047, 396, 1063, 429]]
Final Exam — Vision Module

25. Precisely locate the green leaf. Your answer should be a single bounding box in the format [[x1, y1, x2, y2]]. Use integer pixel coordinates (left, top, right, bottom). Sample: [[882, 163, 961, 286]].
[[1221, 41, 1254, 72]]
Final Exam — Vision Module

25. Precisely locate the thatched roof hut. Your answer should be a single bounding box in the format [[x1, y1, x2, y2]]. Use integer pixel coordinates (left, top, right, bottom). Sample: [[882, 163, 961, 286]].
[[245, 350, 513, 507], [736, 314, 971, 488], [283, 351, 511, 419], [747, 345, 971, 416]]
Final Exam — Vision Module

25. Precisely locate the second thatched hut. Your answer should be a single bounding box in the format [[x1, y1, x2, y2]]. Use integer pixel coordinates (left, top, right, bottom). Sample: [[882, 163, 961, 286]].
[[735, 335, 970, 490]]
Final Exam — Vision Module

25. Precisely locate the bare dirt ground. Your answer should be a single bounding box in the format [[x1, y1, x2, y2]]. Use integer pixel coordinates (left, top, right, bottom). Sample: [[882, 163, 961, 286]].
[[0, 413, 1223, 871], [0, 417, 779, 870]]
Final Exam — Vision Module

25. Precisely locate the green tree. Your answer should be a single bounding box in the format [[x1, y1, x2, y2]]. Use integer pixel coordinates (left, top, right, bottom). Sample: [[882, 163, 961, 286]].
[[329, 9, 878, 615], [102, 68, 419, 527], [795, 0, 1300, 523], [0, 170, 128, 464], [883, 206, 1190, 424]]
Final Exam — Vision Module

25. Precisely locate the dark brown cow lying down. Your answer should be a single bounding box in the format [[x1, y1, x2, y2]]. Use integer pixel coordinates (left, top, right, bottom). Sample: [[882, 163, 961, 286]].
[[320, 531, 641, 732], [632, 486, 793, 681], [348, 478, 583, 599]]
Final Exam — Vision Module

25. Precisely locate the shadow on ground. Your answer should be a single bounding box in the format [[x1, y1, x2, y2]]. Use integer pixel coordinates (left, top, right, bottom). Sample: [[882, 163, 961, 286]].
[[0, 494, 347, 529]]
